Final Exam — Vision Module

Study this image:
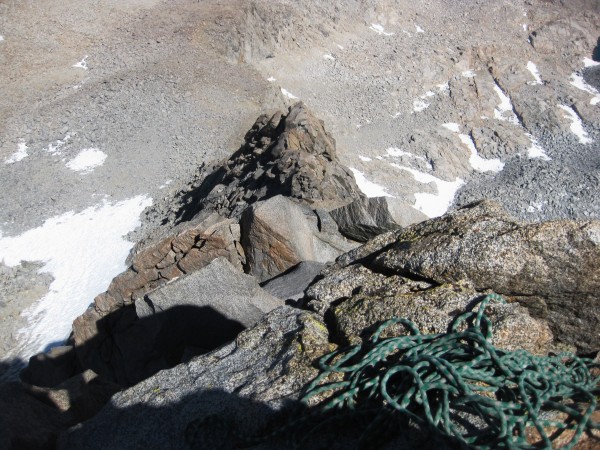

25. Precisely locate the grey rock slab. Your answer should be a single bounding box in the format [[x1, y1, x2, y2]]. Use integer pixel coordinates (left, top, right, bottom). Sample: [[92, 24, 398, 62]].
[[330, 196, 401, 242], [136, 257, 283, 327], [261, 261, 326, 301], [59, 306, 333, 450]]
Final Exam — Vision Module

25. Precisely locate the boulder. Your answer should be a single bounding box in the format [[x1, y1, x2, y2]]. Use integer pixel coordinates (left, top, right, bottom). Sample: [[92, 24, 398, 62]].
[[241, 195, 358, 282], [261, 261, 326, 301], [329, 196, 401, 243], [59, 307, 333, 450], [370, 200, 600, 352]]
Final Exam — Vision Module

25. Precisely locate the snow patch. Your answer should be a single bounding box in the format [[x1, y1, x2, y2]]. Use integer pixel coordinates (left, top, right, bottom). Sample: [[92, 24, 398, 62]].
[[526, 134, 551, 160], [415, 24, 425, 33], [358, 155, 372, 162], [267, 76, 276, 82], [437, 82, 449, 92], [45, 134, 72, 156], [386, 147, 431, 168], [337, 44, 344, 50], [349, 168, 392, 197], [462, 70, 476, 78], [0, 195, 153, 359], [413, 99, 429, 112], [493, 83, 520, 124], [323, 54, 335, 61], [281, 88, 298, 100], [66, 148, 107, 173], [369, 24, 394, 36], [526, 61, 543, 85], [73, 55, 89, 70], [522, 23, 528, 31], [4, 142, 28, 164], [569, 73, 600, 105], [583, 58, 600, 68], [159, 179, 173, 189], [458, 134, 505, 172], [0, 35, 4, 42], [442, 123, 461, 133], [391, 164, 464, 218], [558, 104, 593, 144]]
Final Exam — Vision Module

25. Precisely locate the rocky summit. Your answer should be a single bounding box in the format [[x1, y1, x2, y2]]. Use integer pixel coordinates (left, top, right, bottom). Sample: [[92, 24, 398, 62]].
[[0, 0, 599, 449]]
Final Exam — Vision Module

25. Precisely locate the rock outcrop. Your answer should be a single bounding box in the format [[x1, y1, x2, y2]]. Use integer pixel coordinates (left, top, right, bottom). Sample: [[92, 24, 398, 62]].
[[174, 102, 364, 223], [60, 306, 333, 450]]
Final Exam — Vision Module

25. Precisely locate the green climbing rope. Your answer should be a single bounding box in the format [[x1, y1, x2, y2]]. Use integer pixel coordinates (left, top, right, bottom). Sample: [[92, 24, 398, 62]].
[[299, 294, 600, 449]]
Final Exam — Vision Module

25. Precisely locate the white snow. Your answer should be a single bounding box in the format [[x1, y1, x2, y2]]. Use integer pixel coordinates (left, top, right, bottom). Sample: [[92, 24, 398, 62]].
[[522, 23, 528, 31], [323, 54, 335, 61], [526, 133, 551, 161], [4, 142, 28, 164], [442, 122, 461, 133], [369, 23, 394, 36], [386, 147, 432, 168], [337, 44, 344, 50], [0, 195, 152, 359], [358, 155, 372, 162], [0, 35, 4, 42], [458, 134, 505, 172], [281, 88, 299, 99], [415, 24, 425, 33], [422, 91, 435, 98], [583, 57, 600, 68], [437, 82, 449, 92], [527, 201, 543, 213], [493, 83, 520, 124], [462, 70, 476, 78], [413, 99, 429, 112], [73, 55, 89, 70], [267, 76, 276, 82], [526, 61, 543, 85], [159, 179, 173, 189], [66, 148, 107, 173], [558, 104, 593, 144], [45, 134, 72, 156], [391, 164, 464, 218], [569, 73, 600, 105], [349, 167, 392, 197]]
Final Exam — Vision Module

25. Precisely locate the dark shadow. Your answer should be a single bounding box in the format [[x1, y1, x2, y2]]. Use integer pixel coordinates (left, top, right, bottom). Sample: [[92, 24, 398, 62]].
[[57, 388, 449, 450], [0, 303, 248, 449], [592, 37, 600, 62], [0, 356, 27, 384]]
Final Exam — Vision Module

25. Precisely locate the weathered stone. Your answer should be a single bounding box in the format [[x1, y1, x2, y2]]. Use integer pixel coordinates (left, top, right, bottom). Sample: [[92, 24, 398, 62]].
[[241, 195, 358, 282], [261, 261, 326, 301], [330, 196, 401, 242], [306, 264, 432, 316], [60, 307, 333, 450], [331, 280, 553, 355], [370, 200, 600, 352], [173, 102, 364, 222]]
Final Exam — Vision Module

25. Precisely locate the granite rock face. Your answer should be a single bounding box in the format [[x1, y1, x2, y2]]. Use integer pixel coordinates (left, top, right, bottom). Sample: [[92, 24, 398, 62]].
[[60, 306, 333, 450], [371, 200, 600, 352]]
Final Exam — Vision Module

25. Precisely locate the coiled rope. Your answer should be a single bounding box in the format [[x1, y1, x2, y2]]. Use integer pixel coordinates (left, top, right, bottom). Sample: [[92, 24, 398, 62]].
[[298, 294, 599, 449]]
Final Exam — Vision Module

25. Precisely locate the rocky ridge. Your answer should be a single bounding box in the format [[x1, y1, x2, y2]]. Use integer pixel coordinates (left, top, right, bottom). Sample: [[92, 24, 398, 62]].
[[2, 103, 599, 449]]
